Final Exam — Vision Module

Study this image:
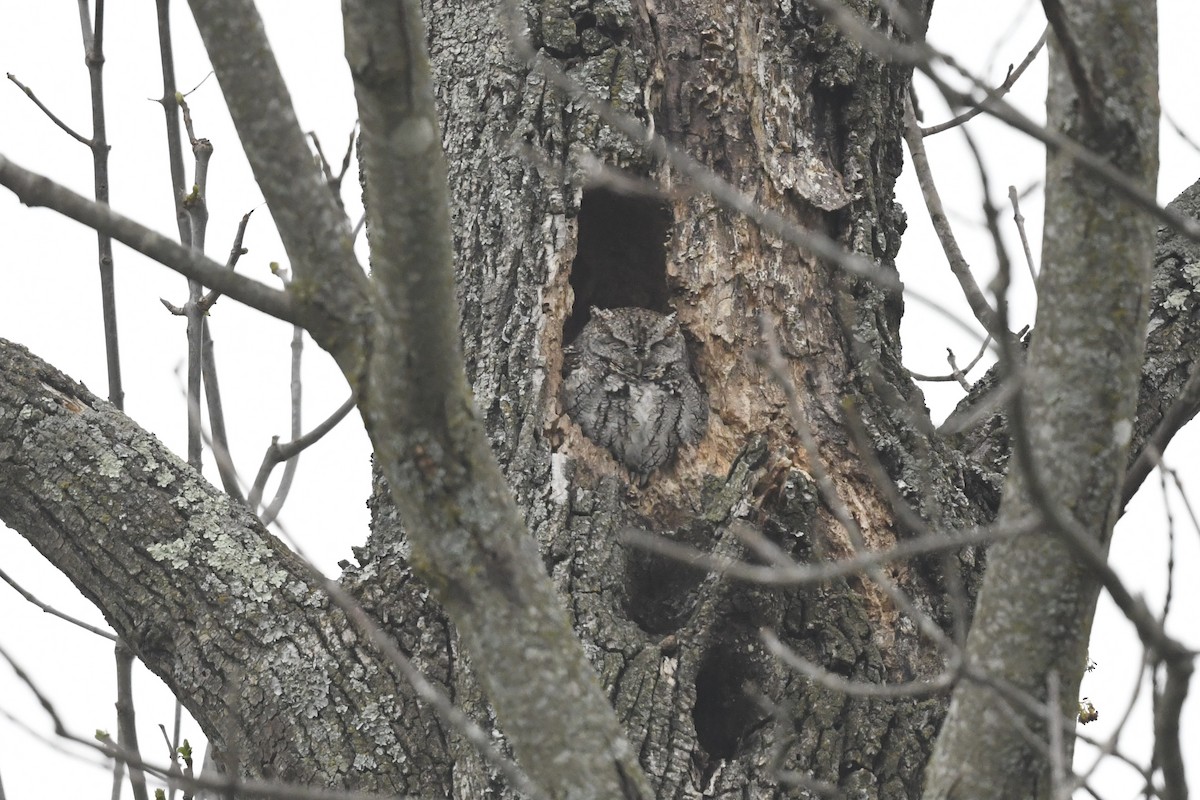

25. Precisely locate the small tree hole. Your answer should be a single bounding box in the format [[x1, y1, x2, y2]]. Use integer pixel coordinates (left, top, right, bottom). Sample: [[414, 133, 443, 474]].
[[692, 642, 763, 759], [623, 549, 704, 634]]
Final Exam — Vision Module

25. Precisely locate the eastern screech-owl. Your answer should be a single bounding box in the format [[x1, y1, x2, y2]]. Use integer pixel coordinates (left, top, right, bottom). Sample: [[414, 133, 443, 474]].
[[563, 307, 708, 478]]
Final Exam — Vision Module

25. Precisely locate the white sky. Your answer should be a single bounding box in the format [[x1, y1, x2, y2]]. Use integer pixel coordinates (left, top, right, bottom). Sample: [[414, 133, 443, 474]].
[[0, 1, 1197, 797]]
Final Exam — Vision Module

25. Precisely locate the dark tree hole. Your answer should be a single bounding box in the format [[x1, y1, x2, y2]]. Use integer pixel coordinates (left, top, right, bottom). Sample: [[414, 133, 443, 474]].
[[622, 548, 704, 634], [564, 187, 672, 342], [692, 643, 763, 759]]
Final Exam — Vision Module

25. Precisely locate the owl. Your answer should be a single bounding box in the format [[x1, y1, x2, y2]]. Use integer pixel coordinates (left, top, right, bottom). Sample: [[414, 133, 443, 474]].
[[563, 307, 708, 479]]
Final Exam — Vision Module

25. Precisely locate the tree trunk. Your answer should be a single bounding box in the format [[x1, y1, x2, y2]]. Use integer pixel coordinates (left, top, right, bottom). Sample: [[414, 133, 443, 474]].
[[394, 1, 982, 795]]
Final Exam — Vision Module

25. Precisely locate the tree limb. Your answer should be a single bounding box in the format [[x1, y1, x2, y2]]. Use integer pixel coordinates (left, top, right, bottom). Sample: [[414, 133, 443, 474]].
[[341, 1, 651, 796], [924, 3, 1164, 796], [185, 0, 370, 360], [0, 338, 442, 792], [0, 154, 299, 326]]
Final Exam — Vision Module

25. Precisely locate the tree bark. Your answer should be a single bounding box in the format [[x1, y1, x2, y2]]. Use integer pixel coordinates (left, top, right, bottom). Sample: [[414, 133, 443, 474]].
[[0, 339, 451, 794], [414, 0, 975, 796]]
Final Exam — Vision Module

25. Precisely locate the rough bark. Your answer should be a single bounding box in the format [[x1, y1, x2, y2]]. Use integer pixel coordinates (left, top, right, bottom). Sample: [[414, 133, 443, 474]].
[[413, 0, 974, 796], [343, 1, 648, 795], [0, 339, 449, 794]]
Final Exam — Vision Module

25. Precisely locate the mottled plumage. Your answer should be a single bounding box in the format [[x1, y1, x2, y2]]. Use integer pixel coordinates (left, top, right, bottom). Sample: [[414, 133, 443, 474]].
[[563, 307, 707, 478]]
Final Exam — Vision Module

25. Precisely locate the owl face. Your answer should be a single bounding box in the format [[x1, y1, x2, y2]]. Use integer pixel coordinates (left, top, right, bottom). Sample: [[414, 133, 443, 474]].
[[586, 307, 685, 382]]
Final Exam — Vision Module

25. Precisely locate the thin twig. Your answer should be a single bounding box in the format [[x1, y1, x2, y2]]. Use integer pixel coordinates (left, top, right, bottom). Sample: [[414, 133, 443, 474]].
[[154, 0, 189, 245], [114, 641, 150, 800], [0, 566, 118, 641], [200, 322, 245, 501], [77, 0, 124, 412], [1155, 658, 1192, 800], [198, 209, 253, 312], [903, 98, 999, 335], [907, 336, 992, 385], [1046, 671, 1066, 800], [620, 517, 1030, 587], [156, 725, 185, 800], [1164, 108, 1200, 157], [248, 394, 357, 519], [1159, 466, 1177, 626], [764, 629, 959, 698], [920, 29, 1047, 137], [307, 125, 358, 211], [1007, 185, 1039, 287], [4, 73, 92, 145], [258, 268, 306, 524], [177, 94, 213, 471]]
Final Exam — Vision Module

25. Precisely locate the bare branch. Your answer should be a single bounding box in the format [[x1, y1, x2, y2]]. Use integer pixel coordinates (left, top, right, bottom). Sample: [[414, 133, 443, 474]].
[[1007, 185, 1039, 286], [620, 517, 1030, 587], [201, 216, 254, 502], [4, 73, 92, 146], [908, 336, 993, 386], [186, 0, 369, 356], [1039, 1, 1100, 128], [181, 105, 212, 471], [1045, 671, 1067, 800], [259, 291, 305, 524], [0, 566, 117, 641], [1156, 658, 1192, 800], [114, 641, 150, 800], [154, 0, 189, 245], [250, 394, 357, 523], [764, 629, 959, 699], [200, 324, 245, 501], [903, 97, 1000, 335], [0, 155, 299, 326], [920, 28, 1048, 137], [77, 0, 124, 411]]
